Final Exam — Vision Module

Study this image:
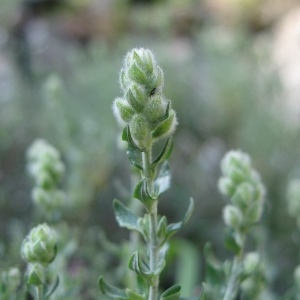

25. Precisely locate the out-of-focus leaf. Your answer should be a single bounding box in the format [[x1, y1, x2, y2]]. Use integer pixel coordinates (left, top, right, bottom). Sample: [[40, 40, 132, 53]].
[[160, 284, 181, 300], [113, 199, 141, 233]]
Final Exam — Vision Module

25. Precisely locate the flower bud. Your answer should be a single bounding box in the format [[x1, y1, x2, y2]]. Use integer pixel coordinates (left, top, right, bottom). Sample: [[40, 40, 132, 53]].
[[221, 150, 251, 178], [151, 109, 177, 141], [129, 114, 151, 148], [231, 182, 255, 209], [245, 201, 263, 224], [218, 178, 235, 197], [22, 223, 57, 265], [223, 205, 243, 229], [243, 252, 260, 275], [113, 98, 135, 124], [27, 139, 65, 188], [122, 48, 164, 95], [142, 95, 166, 123], [32, 187, 65, 211], [125, 84, 147, 112]]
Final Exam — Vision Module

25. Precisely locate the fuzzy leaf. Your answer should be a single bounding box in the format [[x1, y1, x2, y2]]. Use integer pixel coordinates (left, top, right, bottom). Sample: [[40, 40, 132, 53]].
[[126, 85, 145, 112], [133, 51, 144, 67], [129, 252, 165, 279], [113, 199, 141, 233], [160, 284, 181, 300], [134, 179, 158, 210], [98, 276, 128, 299], [128, 64, 148, 85], [157, 216, 168, 244], [127, 144, 143, 170], [152, 138, 173, 167], [115, 99, 135, 123], [129, 252, 152, 278], [152, 111, 176, 140], [122, 126, 143, 151], [155, 161, 171, 195]]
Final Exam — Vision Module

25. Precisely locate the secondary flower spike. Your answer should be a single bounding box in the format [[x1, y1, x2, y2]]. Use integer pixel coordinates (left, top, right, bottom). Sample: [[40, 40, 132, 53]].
[[113, 48, 178, 149]]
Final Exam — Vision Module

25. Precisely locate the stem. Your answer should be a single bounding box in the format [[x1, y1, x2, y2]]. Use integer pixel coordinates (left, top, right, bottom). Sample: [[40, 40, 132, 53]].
[[142, 149, 159, 300], [223, 255, 242, 300], [223, 233, 245, 300], [36, 285, 43, 300], [149, 202, 159, 300]]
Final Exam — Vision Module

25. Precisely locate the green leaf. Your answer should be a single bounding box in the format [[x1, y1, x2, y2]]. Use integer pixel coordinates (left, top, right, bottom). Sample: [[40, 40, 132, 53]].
[[27, 268, 43, 286], [157, 216, 167, 244], [115, 99, 135, 123], [160, 284, 181, 300], [127, 144, 143, 170], [122, 126, 143, 151], [126, 85, 145, 112], [152, 138, 173, 167], [134, 179, 157, 210], [126, 289, 145, 300], [129, 252, 152, 279], [133, 50, 144, 67], [165, 198, 194, 241], [129, 252, 165, 279], [152, 111, 176, 139], [128, 64, 148, 86], [155, 161, 171, 195], [45, 275, 59, 299], [223, 228, 242, 255], [98, 276, 128, 299], [113, 199, 142, 233]]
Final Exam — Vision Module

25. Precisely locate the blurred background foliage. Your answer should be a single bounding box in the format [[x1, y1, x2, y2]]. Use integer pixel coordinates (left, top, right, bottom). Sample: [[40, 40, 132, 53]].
[[1, 0, 300, 298]]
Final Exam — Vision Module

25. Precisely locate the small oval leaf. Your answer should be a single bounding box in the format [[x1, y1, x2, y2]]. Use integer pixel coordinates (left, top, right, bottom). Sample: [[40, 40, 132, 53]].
[[160, 284, 181, 300], [98, 276, 128, 299], [113, 199, 141, 233]]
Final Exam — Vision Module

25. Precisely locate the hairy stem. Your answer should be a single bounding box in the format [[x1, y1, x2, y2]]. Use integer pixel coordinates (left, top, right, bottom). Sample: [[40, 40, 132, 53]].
[[223, 234, 245, 300], [223, 255, 242, 300], [149, 202, 159, 300], [142, 149, 159, 300], [36, 285, 43, 300]]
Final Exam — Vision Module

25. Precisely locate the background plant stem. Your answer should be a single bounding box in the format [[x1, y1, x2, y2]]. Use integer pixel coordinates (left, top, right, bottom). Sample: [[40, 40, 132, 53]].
[[223, 233, 245, 300], [36, 285, 43, 300]]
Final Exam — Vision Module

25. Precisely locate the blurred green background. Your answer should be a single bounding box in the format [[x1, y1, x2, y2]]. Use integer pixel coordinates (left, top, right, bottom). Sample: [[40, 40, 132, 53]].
[[1, 0, 300, 298]]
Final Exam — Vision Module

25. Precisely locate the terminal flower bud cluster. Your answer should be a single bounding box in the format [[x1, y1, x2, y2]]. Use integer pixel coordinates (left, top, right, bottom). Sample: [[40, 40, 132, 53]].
[[27, 139, 65, 215], [112, 48, 177, 149], [21, 223, 57, 266], [218, 150, 265, 230]]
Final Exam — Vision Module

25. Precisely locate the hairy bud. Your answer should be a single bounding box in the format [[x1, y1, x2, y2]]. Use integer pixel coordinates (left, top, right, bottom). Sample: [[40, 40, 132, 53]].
[[21, 223, 57, 265], [113, 48, 177, 147]]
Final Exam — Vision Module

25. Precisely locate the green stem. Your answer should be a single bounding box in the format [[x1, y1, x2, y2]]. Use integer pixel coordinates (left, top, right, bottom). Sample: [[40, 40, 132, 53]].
[[223, 233, 245, 300], [36, 285, 43, 300], [142, 149, 159, 300], [149, 202, 159, 300], [223, 255, 242, 300]]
